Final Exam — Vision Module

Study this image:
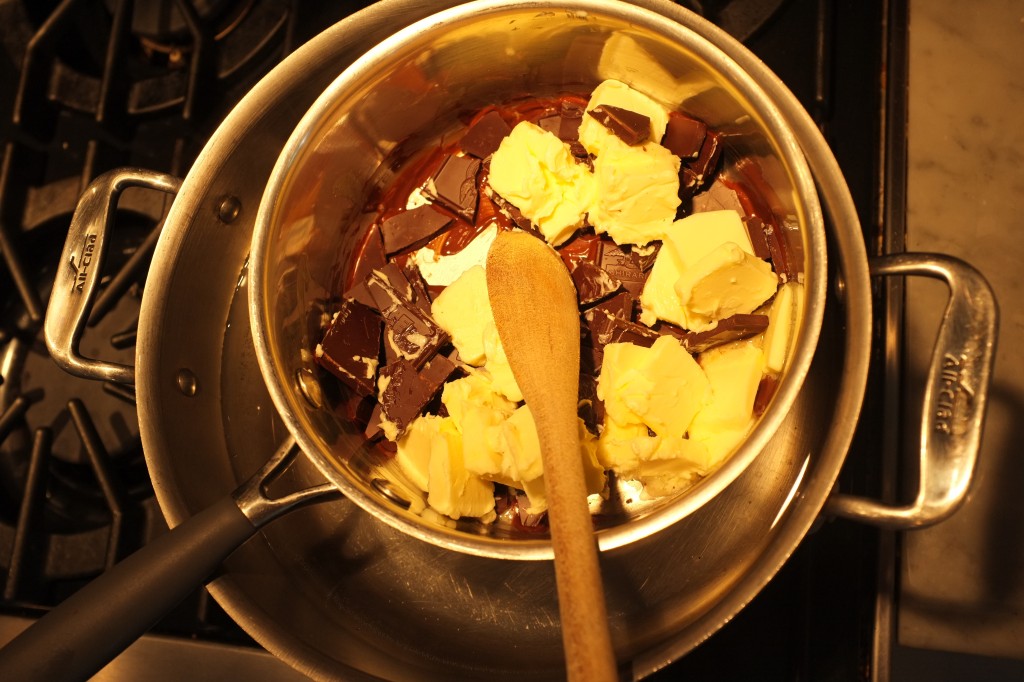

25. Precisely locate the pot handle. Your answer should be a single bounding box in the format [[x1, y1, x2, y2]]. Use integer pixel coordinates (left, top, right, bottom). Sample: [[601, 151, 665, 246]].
[[44, 168, 182, 385], [0, 438, 338, 681], [826, 252, 998, 529]]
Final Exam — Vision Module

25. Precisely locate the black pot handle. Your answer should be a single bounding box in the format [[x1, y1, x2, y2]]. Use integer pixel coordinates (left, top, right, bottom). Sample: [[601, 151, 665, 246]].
[[827, 252, 998, 528], [0, 439, 338, 681], [43, 168, 181, 386]]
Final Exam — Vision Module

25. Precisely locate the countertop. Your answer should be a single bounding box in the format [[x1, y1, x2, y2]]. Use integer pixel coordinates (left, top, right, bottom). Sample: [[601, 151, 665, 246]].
[[897, 0, 1024, 676]]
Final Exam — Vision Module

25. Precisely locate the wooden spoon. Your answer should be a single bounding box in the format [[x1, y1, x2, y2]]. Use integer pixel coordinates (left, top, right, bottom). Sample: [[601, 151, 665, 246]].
[[486, 230, 617, 682]]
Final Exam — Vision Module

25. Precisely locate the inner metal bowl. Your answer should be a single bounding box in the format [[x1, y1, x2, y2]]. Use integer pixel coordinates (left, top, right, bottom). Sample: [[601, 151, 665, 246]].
[[250, 0, 827, 559]]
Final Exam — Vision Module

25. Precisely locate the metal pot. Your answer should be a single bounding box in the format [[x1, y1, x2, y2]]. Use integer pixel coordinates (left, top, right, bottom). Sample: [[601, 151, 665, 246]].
[[0, 0, 996, 680]]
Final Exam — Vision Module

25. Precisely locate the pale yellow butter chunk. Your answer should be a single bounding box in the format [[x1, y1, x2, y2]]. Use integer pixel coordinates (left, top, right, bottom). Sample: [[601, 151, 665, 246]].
[[596, 419, 658, 472], [441, 373, 516, 479], [589, 137, 681, 246], [640, 210, 774, 330], [689, 340, 765, 444], [674, 242, 779, 332], [498, 404, 545, 483], [481, 322, 523, 402], [430, 265, 491, 365], [598, 336, 711, 441], [425, 421, 495, 520], [664, 210, 756, 268], [396, 414, 449, 492], [762, 281, 802, 375], [634, 436, 714, 497], [514, 418, 604, 514], [578, 79, 670, 158], [488, 121, 594, 245]]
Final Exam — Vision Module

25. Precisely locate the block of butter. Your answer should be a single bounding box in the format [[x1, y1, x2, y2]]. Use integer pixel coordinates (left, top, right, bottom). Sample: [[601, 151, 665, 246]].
[[488, 121, 594, 245], [640, 210, 778, 331]]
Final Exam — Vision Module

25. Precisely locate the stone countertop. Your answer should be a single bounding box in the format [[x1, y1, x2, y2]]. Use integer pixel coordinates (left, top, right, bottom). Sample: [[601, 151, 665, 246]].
[[898, 0, 1024, 666]]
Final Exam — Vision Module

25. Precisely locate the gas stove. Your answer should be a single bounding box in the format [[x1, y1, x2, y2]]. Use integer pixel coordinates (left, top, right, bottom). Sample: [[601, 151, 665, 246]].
[[1, 1, 901, 679]]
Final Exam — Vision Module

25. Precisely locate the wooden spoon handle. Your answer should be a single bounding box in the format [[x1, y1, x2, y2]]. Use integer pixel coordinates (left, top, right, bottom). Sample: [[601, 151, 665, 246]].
[[540, 407, 618, 682], [486, 231, 617, 681]]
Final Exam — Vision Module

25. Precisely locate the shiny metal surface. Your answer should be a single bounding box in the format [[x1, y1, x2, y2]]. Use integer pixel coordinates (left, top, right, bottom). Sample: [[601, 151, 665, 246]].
[[128, 0, 865, 678], [828, 253, 998, 529], [82, 0, 979, 680], [44, 168, 181, 385], [251, 0, 828, 560]]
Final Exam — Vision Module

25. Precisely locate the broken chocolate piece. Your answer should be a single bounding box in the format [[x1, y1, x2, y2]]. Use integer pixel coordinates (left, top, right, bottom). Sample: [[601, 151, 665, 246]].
[[538, 100, 586, 144], [597, 240, 647, 296], [577, 373, 605, 434], [663, 112, 707, 159], [366, 263, 415, 311], [460, 110, 512, 159], [765, 218, 802, 284], [680, 314, 769, 353], [402, 261, 433, 313], [753, 374, 779, 417], [681, 130, 722, 193], [382, 303, 448, 368], [595, 314, 659, 348], [424, 154, 481, 222], [692, 179, 746, 216], [316, 299, 383, 396], [380, 205, 454, 255], [587, 104, 650, 146], [348, 224, 387, 291], [742, 215, 773, 262], [587, 291, 634, 321], [377, 357, 455, 438], [571, 261, 622, 306], [366, 266, 448, 367], [631, 243, 660, 273]]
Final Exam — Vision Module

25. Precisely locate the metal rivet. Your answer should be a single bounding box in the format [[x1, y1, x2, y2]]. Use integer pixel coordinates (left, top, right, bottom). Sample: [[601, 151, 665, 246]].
[[176, 368, 199, 397], [295, 368, 322, 409], [216, 196, 241, 224]]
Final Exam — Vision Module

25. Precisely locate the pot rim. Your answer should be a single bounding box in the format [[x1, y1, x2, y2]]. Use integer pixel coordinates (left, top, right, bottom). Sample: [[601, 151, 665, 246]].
[[248, 0, 831, 560]]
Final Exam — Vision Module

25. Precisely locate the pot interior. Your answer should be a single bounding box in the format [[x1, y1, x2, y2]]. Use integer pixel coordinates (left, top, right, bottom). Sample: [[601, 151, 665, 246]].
[[252, 0, 824, 558]]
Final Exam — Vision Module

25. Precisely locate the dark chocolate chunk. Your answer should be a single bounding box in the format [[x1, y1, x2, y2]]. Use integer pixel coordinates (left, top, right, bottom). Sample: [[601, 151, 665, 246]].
[[402, 262, 433, 313], [577, 373, 605, 434], [382, 302, 448, 368], [380, 205, 454, 256], [631, 243, 660, 273], [366, 263, 415, 312], [377, 357, 452, 438], [764, 219, 802, 284], [597, 240, 647, 296], [681, 130, 722, 193], [424, 154, 481, 222], [365, 403, 384, 440], [587, 105, 650, 146], [692, 179, 745, 215], [742, 215, 773, 262], [581, 292, 634, 374], [343, 280, 377, 309], [538, 101, 586, 144], [317, 299, 383, 396], [587, 291, 634, 321], [594, 313, 659, 348], [365, 266, 448, 367], [348, 224, 388, 289], [571, 261, 622, 306], [663, 112, 707, 159], [681, 314, 769, 353], [753, 374, 779, 417], [460, 111, 512, 159]]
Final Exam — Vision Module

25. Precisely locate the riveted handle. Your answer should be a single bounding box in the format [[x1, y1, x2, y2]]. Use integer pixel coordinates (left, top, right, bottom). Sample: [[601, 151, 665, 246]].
[[827, 253, 998, 528], [44, 168, 181, 385]]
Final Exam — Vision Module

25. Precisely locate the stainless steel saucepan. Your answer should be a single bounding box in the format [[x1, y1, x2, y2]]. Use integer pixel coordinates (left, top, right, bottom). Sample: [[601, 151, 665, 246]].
[[0, 1, 996, 680]]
